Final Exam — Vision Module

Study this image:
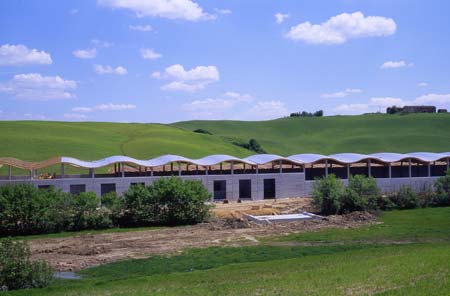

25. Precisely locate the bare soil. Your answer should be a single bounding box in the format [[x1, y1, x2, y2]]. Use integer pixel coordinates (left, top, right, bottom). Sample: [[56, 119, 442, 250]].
[[29, 199, 377, 272]]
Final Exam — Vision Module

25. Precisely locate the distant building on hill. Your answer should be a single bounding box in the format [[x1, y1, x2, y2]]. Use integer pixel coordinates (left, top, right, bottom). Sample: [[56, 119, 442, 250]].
[[402, 105, 436, 113], [386, 105, 436, 114], [438, 109, 448, 113]]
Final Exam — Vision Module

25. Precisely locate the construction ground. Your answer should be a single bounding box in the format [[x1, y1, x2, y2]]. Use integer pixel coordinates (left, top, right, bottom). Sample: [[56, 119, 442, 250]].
[[29, 198, 377, 271]]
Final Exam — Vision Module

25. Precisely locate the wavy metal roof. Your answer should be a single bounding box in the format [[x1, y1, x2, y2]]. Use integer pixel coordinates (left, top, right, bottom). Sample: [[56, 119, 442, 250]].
[[2, 152, 450, 170]]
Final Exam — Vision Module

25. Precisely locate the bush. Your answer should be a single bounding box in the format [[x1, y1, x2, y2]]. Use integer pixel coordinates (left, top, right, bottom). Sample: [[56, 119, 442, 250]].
[[193, 129, 212, 135], [432, 171, 450, 207], [101, 192, 123, 226], [123, 177, 212, 226], [340, 175, 380, 213], [312, 174, 345, 215], [388, 186, 420, 209], [0, 238, 53, 291], [69, 192, 112, 231], [0, 184, 63, 236]]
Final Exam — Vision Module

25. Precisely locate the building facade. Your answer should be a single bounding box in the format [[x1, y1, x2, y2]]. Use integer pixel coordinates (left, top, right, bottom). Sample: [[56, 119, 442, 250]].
[[1, 152, 449, 200]]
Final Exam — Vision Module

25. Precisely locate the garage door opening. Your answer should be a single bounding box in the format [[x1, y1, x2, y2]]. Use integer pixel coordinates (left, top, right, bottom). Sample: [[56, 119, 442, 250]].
[[213, 180, 226, 200]]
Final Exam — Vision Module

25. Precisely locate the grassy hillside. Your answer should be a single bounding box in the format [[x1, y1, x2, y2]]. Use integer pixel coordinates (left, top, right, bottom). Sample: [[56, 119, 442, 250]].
[[174, 113, 450, 155], [0, 121, 250, 161]]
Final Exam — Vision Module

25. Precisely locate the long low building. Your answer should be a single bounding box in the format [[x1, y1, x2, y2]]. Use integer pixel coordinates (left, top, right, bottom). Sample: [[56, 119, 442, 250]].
[[0, 152, 449, 200]]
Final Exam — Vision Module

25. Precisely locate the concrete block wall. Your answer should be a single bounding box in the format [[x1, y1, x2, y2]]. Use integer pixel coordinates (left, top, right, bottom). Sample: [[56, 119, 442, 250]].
[[0, 173, 440, 200]]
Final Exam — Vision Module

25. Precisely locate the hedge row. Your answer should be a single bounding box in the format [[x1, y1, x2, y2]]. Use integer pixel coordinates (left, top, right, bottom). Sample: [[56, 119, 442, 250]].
[[313, 172, 450, 215], [0, 177, 212, 236]]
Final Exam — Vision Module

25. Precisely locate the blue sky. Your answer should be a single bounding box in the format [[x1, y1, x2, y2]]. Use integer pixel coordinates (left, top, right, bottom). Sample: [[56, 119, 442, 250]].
[[1, 0, 450, 123]]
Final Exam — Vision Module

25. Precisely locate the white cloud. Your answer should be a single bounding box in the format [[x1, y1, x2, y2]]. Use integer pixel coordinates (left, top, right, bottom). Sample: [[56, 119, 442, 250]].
[[224, 91, 252, 102], [182, 91, 256, 119], [333, 103, 372, 115], [155, 64, 219, 92], [418, 82, 428, 87], [275, 13, 289, 24], [90, 39, 113, 48], [285, 11, 396, 44], [214, 8, 231, 15], [0, 44, 52, 66], [98, 0, 214, 21], [0, 73, 77, 100], [370, 97, 406, 107], [94, 64, 128, 75], [73, 48, 97, 59], [321, 88, 362, 98], [129, 24, 153, 32], [380, 60, 414, 69], [141, 48, 162, 60], [414, 93, 450, 105], [247, 100, 288, 120], [72, 103, 136, 113], [64, 113, 87, 120]]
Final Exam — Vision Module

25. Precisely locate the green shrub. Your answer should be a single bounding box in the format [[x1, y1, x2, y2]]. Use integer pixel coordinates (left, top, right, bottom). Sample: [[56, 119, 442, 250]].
[[312, 174, 345, 215], [0, 184, 63, 236], [0, 238, 53, 291], [70, 192, 112, 231], [388, 186, 420, 209], [101, 192, 123, 226], [123, 177, 212, 226], [340, 175, 380, 213], [432, 171, 450, 207]]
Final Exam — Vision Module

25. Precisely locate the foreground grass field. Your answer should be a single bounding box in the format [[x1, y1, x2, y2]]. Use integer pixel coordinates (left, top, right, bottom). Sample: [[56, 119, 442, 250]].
[[175, 113, 450, 155], [7, 207, 450, 295]]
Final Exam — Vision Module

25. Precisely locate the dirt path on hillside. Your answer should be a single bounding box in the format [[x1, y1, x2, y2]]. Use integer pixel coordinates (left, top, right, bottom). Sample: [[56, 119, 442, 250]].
[[29, 203, 376, 272]]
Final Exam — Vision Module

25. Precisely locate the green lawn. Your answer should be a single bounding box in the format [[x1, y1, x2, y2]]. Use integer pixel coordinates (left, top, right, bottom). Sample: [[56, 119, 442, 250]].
[[174, 113, 450, 155], [6, 207, 450, 295]]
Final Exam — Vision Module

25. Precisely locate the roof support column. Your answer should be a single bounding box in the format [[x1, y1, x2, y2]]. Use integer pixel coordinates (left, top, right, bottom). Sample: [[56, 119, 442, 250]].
[[256, 165, 259, 174], [121, 162, 125, 178], [368, 160, 372, 177], [206, 166, 208, 175], [428, 163, 431, 177], [150, 167, 154, 177], [388, 164, 392, 179], [8, 165, 12, 180], [29, 169, 33, 180], [178, 162, 181, 176], [231, 161, 234, 175], [408, 159, 412, 178], [279, 160, 282, 174], [89, 168, 94, 178], [325, 160, 328, 177], [347, 164, 350, 180], [61, 163, 65, 179]]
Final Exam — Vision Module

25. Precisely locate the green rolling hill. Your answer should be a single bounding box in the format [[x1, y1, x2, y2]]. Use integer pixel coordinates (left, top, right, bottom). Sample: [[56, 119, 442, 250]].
[[174, 113, 450, 155], [1, 113, 450, 164], [0, 121, 251, 162]]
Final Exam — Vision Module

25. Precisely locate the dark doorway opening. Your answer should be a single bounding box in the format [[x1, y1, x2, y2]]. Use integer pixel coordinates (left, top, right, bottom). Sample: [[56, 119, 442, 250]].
[[213, 180, 226, 200], [239, 179, 252, 199], [263, 179, 276, 199], [101, 183, 116, 196], [70, 184, 86, 195]]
